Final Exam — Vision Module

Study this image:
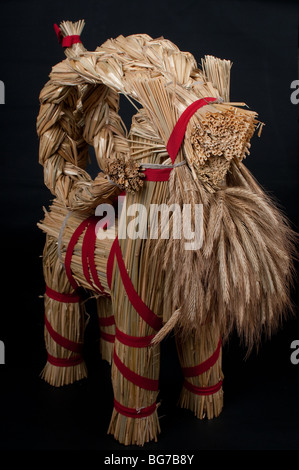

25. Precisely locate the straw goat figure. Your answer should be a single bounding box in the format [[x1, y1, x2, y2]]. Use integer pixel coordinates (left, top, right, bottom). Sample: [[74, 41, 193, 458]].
[[37, 21, 296, 446]]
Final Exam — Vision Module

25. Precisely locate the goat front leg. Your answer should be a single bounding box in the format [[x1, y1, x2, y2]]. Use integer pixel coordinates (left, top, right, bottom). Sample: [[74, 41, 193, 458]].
[[107, 294, 161, 446]]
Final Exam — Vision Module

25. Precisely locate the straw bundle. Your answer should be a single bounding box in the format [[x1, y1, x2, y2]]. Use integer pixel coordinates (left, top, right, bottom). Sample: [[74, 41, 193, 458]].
[[37, 20, 296, 446]]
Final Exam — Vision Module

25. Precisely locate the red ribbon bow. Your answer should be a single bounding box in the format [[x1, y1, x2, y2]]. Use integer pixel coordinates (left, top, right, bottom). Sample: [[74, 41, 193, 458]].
[[53, 23, 82, 48]]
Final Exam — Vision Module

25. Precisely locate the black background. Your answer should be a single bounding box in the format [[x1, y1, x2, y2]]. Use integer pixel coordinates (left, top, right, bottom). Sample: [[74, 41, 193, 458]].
[[0, 0, 298, 455]]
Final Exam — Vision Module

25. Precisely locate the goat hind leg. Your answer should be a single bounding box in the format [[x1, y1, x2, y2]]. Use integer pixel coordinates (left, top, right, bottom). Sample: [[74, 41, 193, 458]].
[[175, 324, 224, 419], [41, 234, 87, 387]]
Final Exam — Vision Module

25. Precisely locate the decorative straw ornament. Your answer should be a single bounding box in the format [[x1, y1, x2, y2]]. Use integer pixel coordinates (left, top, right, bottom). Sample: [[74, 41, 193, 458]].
[[37, 20, 297, 446]]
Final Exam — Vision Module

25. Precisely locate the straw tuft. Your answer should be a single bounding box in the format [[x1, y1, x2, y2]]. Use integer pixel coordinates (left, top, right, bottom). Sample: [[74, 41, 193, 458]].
[[106, 156, 145, 193]]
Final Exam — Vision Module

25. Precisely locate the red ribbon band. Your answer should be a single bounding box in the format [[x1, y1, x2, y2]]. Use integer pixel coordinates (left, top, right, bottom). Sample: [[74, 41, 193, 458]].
[[54, 24, 82, 48], [98, 315, 115, 327], [143, 167, 173, 182], [47, 353, 83, 367], [87, 217, 109, 294], [115, 326, 154, 348], [182, 337, 222, 377], [107, 237, 162, 332], [62, 35, 81, 48], [167, 97, 217, 164], [114, 398, 156, 419], [65, 216, 108, 296], [81, 216, 107, 294], [183, 379, 223, 396], [65, 217, 91, 291], [45, 285, 80, 303], [100, 331, 115, 343], [44, 315, 83, 354], [113, 349, 159, 391]]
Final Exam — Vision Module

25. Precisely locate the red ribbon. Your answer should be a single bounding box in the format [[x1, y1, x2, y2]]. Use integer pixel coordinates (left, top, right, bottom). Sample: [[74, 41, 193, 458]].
[[65, 216, 108, 296], [181, 337, 222, 377], [45, 285, 80, 303], [53, 24, 62, 43], [115, 326, 154, 348], [98, 315, 115, 327], [107, 237, 162, 331], [47, 353, 83, 367], [113, 349, 159, 391], [143, 167, 173, 182], [87, 217, 109, 295], [100, 331, 115, 343], [114, 398, 156, 419], [65, 217, 91, 291], [167, 97, 217, 163], [81, 218, 95, 289], [62, 35, 81, 48], [53, 23, 82, 48], [81, 216, 107, 294], [44, 315, 83, 354], [184, 379, 223, 396], [181, 336, 223, 394]]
